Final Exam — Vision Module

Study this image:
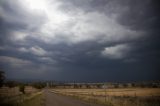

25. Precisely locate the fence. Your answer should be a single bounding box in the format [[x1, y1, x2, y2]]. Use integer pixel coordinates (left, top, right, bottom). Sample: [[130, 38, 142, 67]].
[[0, 86, 41, 106]]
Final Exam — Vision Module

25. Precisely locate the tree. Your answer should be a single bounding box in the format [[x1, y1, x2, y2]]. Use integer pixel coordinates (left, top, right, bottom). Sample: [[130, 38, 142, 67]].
[[96, 84, 101, 88], [131, 83, 135, 87], [114, 84, 119, 88], [19, 84, 25, 94], [32, 82, 46, 89], [5, 81, 17, 88], [123, 83, 128, 88], [0, 70, 5, 87], [85, 84, 91, 88]]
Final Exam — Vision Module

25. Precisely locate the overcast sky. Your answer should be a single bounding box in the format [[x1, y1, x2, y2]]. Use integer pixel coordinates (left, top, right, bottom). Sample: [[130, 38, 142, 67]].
[[0, 0, 160, 82]]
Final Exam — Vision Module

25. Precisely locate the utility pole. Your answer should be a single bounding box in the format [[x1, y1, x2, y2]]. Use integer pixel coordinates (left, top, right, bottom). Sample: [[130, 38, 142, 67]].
[[103, 83, 107, 103]]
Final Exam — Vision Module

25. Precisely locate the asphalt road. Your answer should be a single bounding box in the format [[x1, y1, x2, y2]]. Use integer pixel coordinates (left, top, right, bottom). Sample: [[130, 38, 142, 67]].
[[44, 89, 105, 106]]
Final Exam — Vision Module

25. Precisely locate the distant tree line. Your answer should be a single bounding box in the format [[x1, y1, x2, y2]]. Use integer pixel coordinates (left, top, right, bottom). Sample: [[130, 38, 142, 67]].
[[0, 70, 160, 89], [47, 82, 160, 89], [31, 82, 46, 89], [0, 70, 5, 87]]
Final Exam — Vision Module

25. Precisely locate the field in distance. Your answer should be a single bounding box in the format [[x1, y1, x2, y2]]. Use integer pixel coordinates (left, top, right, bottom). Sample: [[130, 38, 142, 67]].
[[53, 88, 160, 97], [52, 88, 160, 106]]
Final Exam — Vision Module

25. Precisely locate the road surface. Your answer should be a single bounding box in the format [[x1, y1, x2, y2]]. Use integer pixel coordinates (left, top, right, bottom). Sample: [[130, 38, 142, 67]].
[[44, 89, 105, 106]]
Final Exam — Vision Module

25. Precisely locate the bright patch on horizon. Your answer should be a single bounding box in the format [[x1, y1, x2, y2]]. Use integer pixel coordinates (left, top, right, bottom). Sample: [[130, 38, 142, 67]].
[[25, 0, 47, 10]]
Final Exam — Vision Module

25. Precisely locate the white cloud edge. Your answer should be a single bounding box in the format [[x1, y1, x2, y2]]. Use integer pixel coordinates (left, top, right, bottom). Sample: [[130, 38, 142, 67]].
[[18, 46, 51, 56], [101, 44, 130, 59]]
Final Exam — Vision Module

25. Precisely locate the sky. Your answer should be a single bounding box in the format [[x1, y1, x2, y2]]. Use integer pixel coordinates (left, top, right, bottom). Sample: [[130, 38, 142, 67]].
[[0, 0, 160, 82]]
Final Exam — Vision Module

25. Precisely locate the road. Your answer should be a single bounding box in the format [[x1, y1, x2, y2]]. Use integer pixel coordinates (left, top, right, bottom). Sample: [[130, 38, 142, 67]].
[[44, 89, 105, 106]]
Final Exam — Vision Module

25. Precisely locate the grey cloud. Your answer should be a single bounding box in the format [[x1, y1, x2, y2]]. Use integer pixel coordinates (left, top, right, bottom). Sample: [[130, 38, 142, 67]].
[[0, 0, 159, 81], [116, 0, 160, 31], [18, 46, 51, 56], [0, 56, 32, 66]]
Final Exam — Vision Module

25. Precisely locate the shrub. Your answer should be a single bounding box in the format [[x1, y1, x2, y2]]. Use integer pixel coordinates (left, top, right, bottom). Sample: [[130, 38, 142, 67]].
[[0, 71, 5, 87], [19, 84, 25, 94]]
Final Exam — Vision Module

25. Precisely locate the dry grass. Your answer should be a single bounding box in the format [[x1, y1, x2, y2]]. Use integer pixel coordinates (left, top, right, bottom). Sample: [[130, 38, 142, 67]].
[[53, 88, 160, 97], [20, 93, 43, 106], [52, 88, 160, 106]]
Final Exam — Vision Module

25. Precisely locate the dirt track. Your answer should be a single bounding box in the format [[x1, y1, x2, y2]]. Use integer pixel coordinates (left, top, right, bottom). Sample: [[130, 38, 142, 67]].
[[44, 89, 104, 106]]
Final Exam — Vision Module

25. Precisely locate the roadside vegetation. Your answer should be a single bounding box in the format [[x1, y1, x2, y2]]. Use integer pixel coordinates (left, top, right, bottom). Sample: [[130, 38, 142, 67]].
[[20, 92, 44, 106], [0, 91, 43, 106], [0, 71, 45, 106]]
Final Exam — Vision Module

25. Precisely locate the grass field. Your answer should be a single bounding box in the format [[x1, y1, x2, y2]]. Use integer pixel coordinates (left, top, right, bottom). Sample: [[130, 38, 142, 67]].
[[53, 88, 160, 97], [0, 91, 43, 106], [52, 88, 160, 106]]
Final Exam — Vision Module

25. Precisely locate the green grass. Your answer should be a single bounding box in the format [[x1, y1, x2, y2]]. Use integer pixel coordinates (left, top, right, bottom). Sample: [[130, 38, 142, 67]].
[[20, 94, 44, 106]]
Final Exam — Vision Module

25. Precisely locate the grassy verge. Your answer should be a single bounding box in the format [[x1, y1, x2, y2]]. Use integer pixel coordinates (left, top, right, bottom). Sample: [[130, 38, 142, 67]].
[[0, 92, 44, 106], [20, 93, 44, 106]]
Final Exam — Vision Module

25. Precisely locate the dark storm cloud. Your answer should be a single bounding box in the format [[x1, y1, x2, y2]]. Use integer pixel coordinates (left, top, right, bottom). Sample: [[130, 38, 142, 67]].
[[0, 0, 159, 82]]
